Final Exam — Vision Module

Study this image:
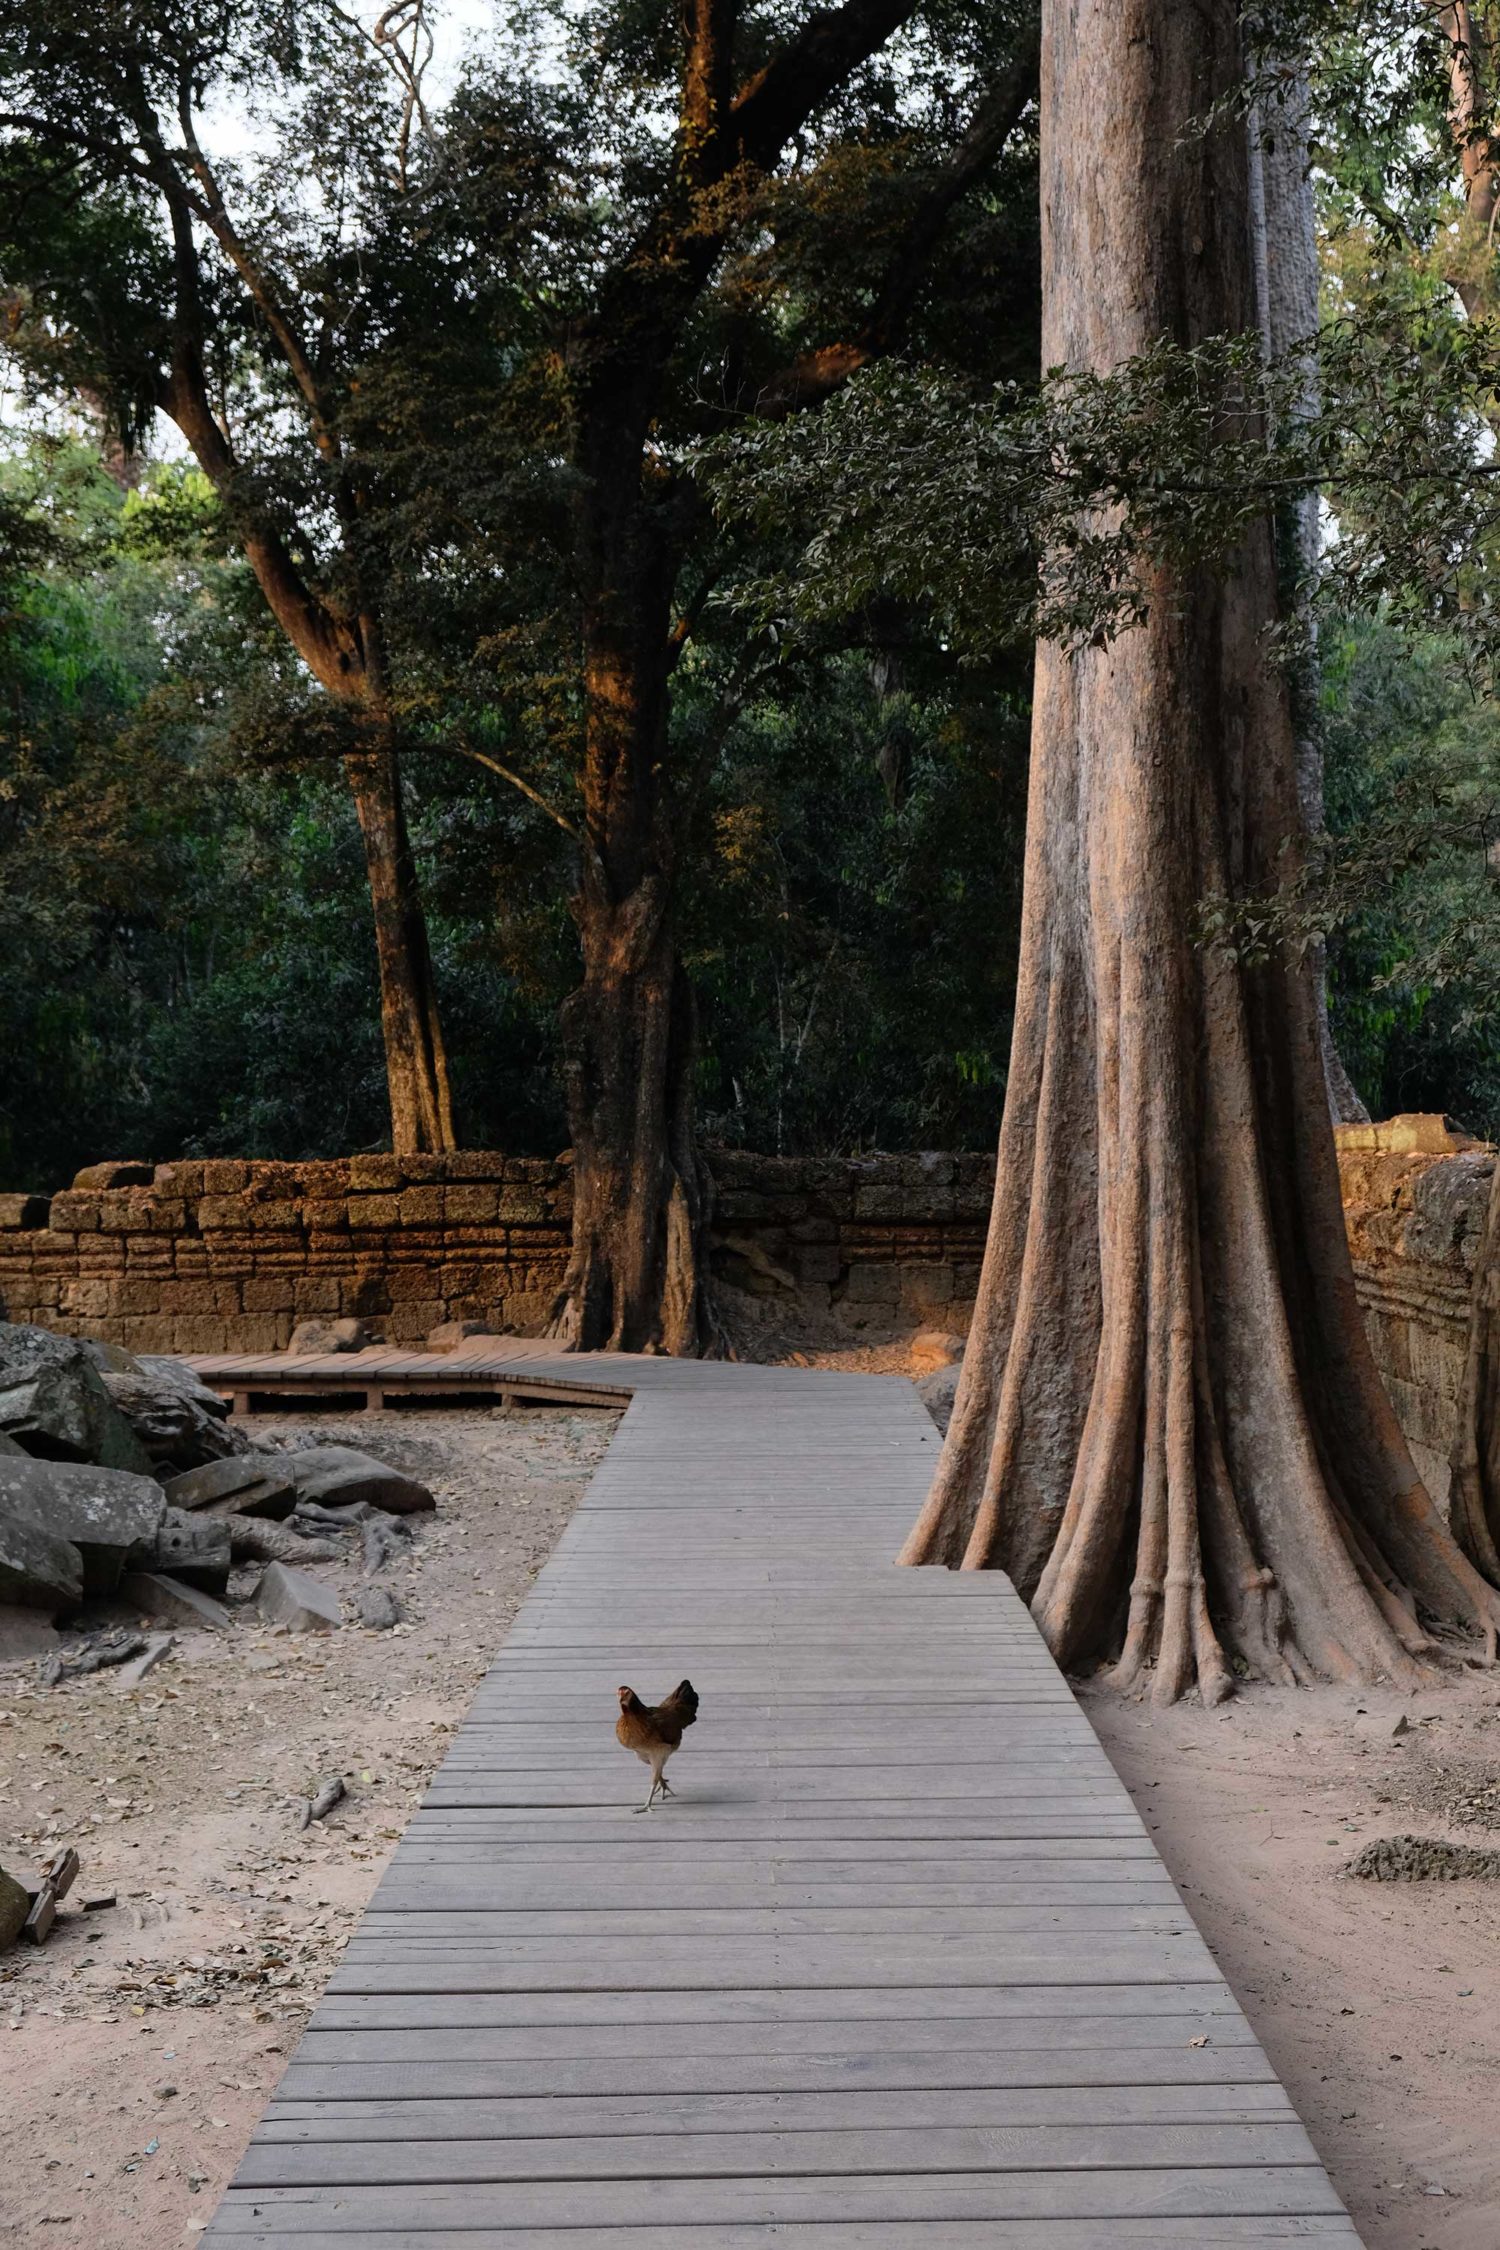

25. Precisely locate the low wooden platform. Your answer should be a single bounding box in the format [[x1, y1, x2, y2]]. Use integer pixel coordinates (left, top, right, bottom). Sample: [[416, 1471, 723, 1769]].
[[202, 1354, 1361, 2248], [189, 1341, 639, 1415]]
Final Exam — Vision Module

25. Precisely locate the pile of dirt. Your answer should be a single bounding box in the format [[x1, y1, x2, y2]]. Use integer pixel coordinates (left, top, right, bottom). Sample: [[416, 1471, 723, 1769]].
[[1347, 1833, 1500, 1882]]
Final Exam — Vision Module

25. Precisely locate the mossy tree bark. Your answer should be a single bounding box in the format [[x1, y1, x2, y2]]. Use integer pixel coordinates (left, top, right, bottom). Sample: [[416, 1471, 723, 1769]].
[[900, 0, 1500, 1700]]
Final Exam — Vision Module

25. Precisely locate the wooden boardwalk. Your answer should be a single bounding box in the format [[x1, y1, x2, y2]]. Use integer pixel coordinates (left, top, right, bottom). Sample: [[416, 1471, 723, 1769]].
[[203, 1353, 1361, 2248]]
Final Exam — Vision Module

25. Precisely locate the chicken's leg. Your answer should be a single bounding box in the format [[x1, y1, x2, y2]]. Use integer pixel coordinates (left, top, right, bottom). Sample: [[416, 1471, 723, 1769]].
[[634, 1756, 667, 1813]]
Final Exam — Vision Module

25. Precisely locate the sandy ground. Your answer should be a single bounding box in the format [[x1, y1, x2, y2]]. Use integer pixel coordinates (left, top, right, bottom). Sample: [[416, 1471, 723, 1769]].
[[4, 1319, 1499, 2250], [0, 1402, 614, 2246], [1090, 1676, 1500, 2250]]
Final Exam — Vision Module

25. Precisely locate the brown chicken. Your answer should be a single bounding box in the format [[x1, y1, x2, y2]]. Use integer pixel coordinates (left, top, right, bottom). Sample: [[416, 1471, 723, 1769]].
[[616, 1680, 699, 1812]]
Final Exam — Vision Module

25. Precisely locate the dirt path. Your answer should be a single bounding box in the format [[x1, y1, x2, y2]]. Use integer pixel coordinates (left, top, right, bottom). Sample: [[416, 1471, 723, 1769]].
[[0, 1403, 613, 2247], [1090, 1676, 1500, 2250]]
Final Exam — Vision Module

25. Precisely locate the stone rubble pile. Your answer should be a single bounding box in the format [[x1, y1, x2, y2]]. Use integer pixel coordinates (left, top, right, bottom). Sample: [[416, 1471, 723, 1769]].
[[0, 1320, 435, 1667]]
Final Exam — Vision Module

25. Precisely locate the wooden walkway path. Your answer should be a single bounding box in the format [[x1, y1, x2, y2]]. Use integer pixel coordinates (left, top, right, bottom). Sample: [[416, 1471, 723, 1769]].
[[203, 1353, 1360, 2248]]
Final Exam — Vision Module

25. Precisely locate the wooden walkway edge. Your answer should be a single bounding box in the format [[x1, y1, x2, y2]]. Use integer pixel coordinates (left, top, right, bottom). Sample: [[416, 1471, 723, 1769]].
[[201, 1352, 1362, 2248]]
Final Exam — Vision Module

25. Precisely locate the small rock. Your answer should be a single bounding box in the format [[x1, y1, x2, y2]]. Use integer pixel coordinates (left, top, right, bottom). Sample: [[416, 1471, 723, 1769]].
[[255, 1561, 341, 1633], [356, 1585, 401, 1630], [910, 1329, 966, 1375], [426, 1320, 497, 1352], [915, 1361, 961, 1434], [288, 1318, 376, 1356], [113, 1634, 175, 1688], [0, 1865, 30, 1950], [361, 1517, 408, 1576], [119, 1571, 232, 1633], [298, 1775, 346, 1829]]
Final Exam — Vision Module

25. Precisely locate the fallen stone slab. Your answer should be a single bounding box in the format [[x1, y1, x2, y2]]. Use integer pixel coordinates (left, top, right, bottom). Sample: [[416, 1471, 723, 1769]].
[[0, 1455, 166, 1596], [0, 1506, 83, 1612], [119, 1571, 232, 1633], [0, 1324, 152, 1473], [125, 1507, 231, 1595], [163, 1454, 297, 1520], [255, 1560, 342, 1632], [287, 1445, 434, 1517], [100, 1357, 244, 1473]]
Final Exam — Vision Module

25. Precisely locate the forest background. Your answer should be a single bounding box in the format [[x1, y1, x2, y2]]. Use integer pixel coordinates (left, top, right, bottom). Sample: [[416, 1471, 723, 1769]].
[[2, 0, 1498, 1195]]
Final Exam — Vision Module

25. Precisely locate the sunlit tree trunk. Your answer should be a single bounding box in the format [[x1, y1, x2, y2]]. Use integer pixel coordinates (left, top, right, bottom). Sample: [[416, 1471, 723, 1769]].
[[344, 737, 456, 1156], [548, 446, 717, 1355], [901, 0, 1500, 1700]]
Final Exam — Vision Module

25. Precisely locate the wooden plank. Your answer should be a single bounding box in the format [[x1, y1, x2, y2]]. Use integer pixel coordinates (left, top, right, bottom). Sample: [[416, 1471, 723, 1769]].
[[279, 2043, 1278, 2098], [207, 2220, 1361, 2249], [265, 2076, 1297, 2124], [209, 2168, 1347, 2230], [237, 2120, 1320, 2188]]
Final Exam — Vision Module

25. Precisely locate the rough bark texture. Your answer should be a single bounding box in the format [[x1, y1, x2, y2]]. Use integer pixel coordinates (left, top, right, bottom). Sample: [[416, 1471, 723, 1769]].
[[550, 487, 719, 1354], [901, 0, 1500, 1701], [1246, 78, 1367, 1127], [1451, 1156, 1500, 1580]]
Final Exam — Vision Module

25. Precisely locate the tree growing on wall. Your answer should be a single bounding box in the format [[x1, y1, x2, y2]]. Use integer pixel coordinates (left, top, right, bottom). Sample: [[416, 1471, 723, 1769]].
[[898, 0, 1500, 1700]]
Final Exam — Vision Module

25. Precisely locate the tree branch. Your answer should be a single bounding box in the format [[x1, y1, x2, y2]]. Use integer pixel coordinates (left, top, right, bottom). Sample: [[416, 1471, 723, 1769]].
[[415, 741, 580, 837], [753, 35, 1039, 415], [729, 0, 923, 173]]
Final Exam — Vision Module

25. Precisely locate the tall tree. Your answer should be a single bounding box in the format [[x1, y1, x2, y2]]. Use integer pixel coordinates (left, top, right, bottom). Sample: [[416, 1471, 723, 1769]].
[[0, 4, 457, 1150], [549, 0, 1038, 1350], [899, 0, 1500, 1698]]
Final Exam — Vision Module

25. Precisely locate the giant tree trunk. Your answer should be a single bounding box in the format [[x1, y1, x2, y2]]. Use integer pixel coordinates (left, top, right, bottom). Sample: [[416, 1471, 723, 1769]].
[[900, 0, 1500, 1699], [548, 531, 717, 1355], [344, 742, 457, 1155]]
